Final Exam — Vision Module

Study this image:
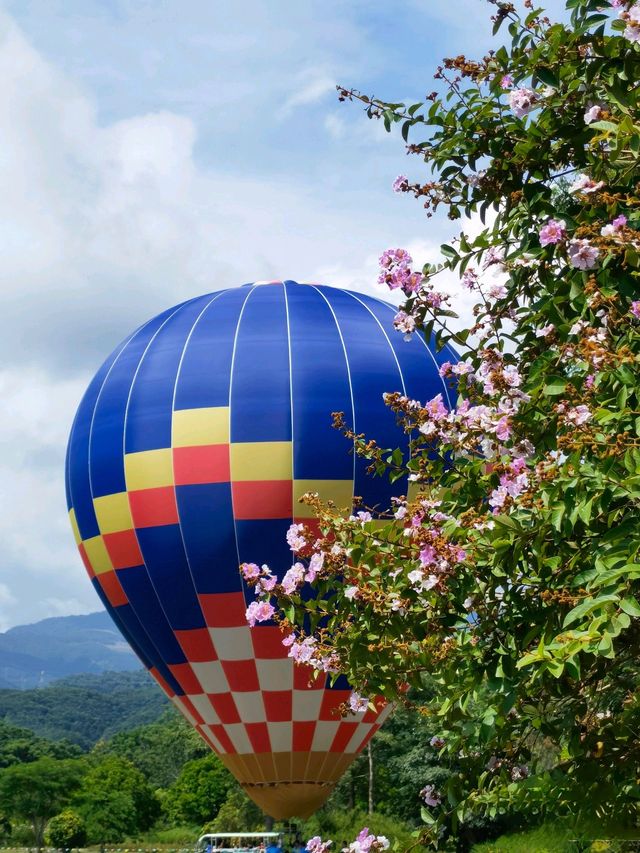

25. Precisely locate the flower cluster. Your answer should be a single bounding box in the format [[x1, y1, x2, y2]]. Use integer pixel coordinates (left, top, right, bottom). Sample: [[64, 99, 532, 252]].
[[508, 87, 538, 118], [620, 2, 640, 41], [345, 829, 390, 853]]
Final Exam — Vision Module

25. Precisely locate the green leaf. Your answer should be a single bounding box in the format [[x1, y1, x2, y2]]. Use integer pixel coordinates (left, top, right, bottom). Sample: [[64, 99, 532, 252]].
[[620, 597, 640, 618]]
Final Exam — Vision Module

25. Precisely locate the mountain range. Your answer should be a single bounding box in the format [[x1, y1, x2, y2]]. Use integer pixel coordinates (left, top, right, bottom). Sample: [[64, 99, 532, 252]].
[[0, 610, 140, 689]]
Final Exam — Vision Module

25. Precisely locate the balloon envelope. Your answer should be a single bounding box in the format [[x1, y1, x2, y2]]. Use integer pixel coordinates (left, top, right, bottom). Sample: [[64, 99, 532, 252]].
[[66, 280, 455, 818]]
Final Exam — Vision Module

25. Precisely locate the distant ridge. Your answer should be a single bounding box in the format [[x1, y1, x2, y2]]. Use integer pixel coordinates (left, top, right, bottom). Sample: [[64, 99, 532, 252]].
[[0, 610, 140, 689]]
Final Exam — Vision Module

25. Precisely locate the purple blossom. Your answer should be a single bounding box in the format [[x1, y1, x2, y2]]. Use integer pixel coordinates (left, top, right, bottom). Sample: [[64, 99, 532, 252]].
[[566, 405, 592, 426], [483, 246, 506, 270], [349, 692, 369, 713], [420, 784, 441, 807], [630, 301, 640, 319], [488, 283, 507, 300], [569, 239, 599, 270], [601, 214, 627, 237], [305, 551, 324, 583], [500, 74, 513, 89], [255, 573, 277, 595], [508, 87, 538, 118], [281, 562, 306, 595], [539, 218, 566, 246], [245, 600, 275, 627], [430, 736, 446, 748], [570, 175, 605, 194], [306, 838, 332, 853], [535, 324, 555, 338], [584, 105, 602, 124], [462, 269, 479, 290], [286, 522, 307, 552], [240, 562, 261, 580], [392, 175, 408, 193], [345, 585, 359, 600]]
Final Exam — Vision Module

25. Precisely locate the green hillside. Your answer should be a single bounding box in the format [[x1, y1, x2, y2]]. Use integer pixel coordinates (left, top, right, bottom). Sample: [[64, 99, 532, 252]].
[[0, 670, 168, 749]]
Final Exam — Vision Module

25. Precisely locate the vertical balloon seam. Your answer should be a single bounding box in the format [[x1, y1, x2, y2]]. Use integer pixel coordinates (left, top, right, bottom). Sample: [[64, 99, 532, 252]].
[[225, 285, 272, 779], [281, 281, 296, 786], [362, 294, 455, 408], [82, 305, 192, 679], [339, 289, 411, 463], [67, 324, 150, 670], [307, 285, 358, 785], [309, 286, 357, 488], [117, 298, 209, 705], [168, 288, 233, 754]]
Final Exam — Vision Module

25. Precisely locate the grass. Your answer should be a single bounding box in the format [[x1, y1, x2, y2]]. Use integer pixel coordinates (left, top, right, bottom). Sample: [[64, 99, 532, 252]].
[[471, 822, 640, 852]]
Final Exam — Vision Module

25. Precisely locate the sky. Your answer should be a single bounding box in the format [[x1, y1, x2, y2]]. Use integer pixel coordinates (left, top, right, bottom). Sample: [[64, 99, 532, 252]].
[[0, 0, 567, 630]]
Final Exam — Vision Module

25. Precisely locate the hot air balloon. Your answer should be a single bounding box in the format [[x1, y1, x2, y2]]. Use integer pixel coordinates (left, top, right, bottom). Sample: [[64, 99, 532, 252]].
[[66, 280, 455, 819]]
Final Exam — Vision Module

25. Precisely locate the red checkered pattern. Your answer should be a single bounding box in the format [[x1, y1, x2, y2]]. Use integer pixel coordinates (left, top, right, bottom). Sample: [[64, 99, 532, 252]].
[[161, 590, 389, 757]]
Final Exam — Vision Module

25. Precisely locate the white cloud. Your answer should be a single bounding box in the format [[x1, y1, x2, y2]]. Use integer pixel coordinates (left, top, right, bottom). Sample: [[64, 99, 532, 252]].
[[278, 70, 336, 118]]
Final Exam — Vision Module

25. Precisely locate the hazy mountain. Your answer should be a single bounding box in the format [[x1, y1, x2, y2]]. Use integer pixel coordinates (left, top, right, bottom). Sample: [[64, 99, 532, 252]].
[[0, 670, 169, 748], [0, 610, 140, 688]]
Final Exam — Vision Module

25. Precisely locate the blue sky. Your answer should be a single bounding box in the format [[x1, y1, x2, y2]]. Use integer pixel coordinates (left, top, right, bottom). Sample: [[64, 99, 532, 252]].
[[0, 0, 566, 629]]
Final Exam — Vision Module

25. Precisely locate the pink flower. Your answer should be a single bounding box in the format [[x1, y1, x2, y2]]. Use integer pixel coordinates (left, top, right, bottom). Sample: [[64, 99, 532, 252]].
[[462, 269, 479, 290], [282, 632, 296, 647], [345, 586, 359, 600], [349, 692, 369, 713], [483, 246, 506, 269], [630, 301, 640, 319], [500, 74, 513, 89], [421, 784, 441, 807], [256, 573, 277, 595], [495, 416, 511, 441], [488, 283, 507, 300], [585, 374, 596, 389], [419, 544, 437, 567], [288, 636, 317, 663], [430, 736, 446, 748], [508, 87, 538, 118], [286, 522, 307, 552], [566, 405, 592, 426], [392, 175, 408, 193], [305, 551, 324, 583], [240, 562, 261, 580], [584, 105, 602, 124], [570, 175, 605, 194], [609, 0, 624, 7], [306, 838, 332, 853], [245, 600, 275, 627], [539, 218, 566, 246], [535, 324, 555, 338], [624, 21, 640, 41], [393, 310, 416, 337], [281, 562, 305, 595], [569, 239, 599, 270], [601, 214, 627, 237]]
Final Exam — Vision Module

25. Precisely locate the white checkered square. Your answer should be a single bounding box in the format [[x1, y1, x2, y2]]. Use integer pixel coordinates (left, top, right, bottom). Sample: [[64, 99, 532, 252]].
[[256, 658, 292, 691], [293, 688, 324, 721], [311, 721, 340, 751], [190, 660, 227, 693], [267, 721, 292, 752], [209, 626, 254, 660], [189, 694, 221, 724], [345, 722, 373, 753], [233, 691, 268, 723], [225, 723, 253, 754]]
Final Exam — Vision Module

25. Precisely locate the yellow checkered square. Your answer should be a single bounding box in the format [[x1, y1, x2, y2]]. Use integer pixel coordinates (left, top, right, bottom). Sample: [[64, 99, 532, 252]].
[[68, 508, 82, 546], [83, 535, 114, 575], [293, 479, 353, 518], [93, 492, 134, 534], [124, 449, 173, 490], [172, 407, 229, 447], [230, 441, 292, 482]]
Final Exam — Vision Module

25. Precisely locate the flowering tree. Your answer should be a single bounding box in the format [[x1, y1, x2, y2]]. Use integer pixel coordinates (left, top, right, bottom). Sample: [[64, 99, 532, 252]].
[[243, 0, 640, 844]]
